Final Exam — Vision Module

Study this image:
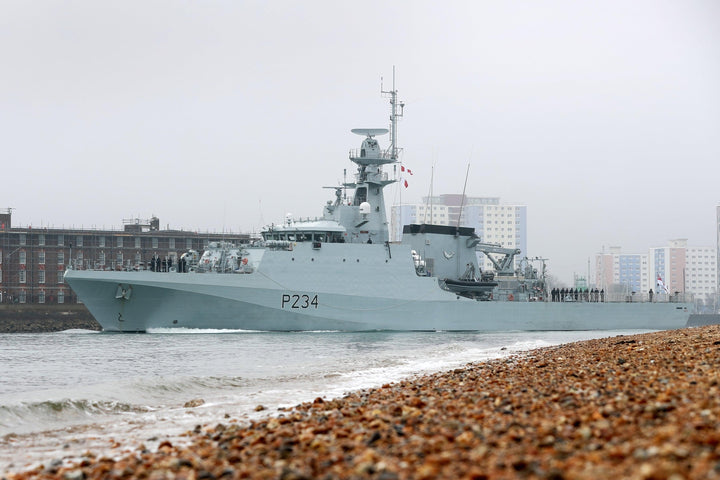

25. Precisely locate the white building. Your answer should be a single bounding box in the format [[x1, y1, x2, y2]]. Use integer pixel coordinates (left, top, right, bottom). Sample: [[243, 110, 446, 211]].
[[685, 245, 717, 302], [717, 205, 720, 299]]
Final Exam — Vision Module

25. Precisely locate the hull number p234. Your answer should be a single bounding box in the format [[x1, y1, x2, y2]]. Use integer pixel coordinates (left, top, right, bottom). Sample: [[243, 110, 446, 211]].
[[281, 294, 319, 309]]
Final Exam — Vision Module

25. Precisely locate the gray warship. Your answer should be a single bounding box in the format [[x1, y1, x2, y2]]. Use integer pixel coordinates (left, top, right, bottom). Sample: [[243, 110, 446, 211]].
[[65, 83, 692, 332]]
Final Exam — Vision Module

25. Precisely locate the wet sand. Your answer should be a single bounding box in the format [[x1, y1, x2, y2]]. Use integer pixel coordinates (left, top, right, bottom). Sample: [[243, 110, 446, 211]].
[[7, 325, 720, 479]]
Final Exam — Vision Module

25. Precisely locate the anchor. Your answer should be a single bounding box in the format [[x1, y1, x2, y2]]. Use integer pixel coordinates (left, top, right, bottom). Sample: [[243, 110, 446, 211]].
[[115, 284, 133, 300]]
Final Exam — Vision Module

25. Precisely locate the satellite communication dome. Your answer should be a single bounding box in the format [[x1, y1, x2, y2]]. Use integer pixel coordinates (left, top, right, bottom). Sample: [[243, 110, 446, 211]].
[[359, 202, 371, 215]]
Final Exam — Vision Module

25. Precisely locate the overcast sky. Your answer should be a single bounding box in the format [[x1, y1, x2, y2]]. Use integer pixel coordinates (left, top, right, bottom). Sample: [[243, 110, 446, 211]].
[[2, 0, 719, 283]]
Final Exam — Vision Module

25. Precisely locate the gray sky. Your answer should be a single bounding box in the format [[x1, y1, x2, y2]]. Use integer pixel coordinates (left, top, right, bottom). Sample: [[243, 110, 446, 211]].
[[2, 0, 719, 283]]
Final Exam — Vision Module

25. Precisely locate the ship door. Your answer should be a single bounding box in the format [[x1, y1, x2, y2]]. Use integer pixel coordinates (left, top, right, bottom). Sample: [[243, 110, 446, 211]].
[[354, 187, 367, 205]]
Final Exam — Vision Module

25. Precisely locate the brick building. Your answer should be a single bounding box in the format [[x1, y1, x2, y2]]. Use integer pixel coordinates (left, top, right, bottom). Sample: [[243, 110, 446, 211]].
[[0, 209, 250, 304]]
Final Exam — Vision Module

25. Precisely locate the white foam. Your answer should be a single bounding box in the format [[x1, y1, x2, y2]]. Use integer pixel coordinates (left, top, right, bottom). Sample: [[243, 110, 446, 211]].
[[56, 329, 100, 334], [146, 327, 266, 334]]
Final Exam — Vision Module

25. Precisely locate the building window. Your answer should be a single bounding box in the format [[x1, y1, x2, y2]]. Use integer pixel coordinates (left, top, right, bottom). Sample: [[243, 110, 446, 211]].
[[77, 251, 83, 265], [99, 236, 105, 248], [169, 238, 175, 249], [117, 236, 123, 248], [117, 252, 123, 264], [39, 270, 45, 284], [39, 290, 45, 303], [19, 290, 26, 304], [0, 249, 2, 264], [135, 252, 141, 265], [76, 236, 83, 247], [0, 267, 2, 283], [135, 237, 141, 248], [186, 238, 192, 249], [58, 271, 64, 284], [99, 251, 105, 266], [19, 251, 26, 265], [39, 234, 45, 246], [19, 234, 26, 246], [58, 290, 64, 304], [19, 270, 26, 283], [58, 234, 64, 246], [152, 238, 158, 249], [39, 250, 45, 264], [58, 251, 64, 265]]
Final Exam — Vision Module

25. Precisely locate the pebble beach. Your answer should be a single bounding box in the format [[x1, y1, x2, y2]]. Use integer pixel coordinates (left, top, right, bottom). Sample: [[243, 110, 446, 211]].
[[7, 325, 720, 480]]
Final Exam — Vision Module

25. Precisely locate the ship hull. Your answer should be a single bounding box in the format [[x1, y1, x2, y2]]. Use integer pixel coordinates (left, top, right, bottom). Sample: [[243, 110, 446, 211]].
[[65, 243, 691, 332]]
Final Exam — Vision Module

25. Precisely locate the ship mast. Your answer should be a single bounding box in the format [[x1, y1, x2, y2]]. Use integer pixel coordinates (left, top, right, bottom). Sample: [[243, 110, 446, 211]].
[[382, 67, 405, 231], [381, 66, 404, 161]]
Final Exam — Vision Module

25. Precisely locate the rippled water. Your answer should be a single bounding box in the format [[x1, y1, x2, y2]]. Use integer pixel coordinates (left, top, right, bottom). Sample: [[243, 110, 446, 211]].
[[0, 328, 647, 472]]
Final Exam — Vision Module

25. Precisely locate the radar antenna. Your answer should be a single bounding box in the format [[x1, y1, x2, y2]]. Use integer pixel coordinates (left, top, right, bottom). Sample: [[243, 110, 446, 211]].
[[350, 128, 388, 137]]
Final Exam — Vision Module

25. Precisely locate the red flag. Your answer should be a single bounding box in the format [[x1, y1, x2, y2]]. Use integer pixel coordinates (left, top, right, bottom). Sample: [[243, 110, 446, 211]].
[[401, 165, 405, 172], [404, 180, 408, 188]]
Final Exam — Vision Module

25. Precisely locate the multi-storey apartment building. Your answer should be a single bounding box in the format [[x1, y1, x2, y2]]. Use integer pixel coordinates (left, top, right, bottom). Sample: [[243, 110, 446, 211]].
[[717, 205, 720, 298], [595, 247, 649, 295], [0, 209, 250, 305], [595, 239, 717, 307], [391, 194, 527, 272], [649, 239, 689, 296], [685, 245, 717, 302]]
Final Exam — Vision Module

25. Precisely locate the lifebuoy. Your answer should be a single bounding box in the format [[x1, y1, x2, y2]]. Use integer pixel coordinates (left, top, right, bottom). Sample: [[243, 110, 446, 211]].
[[507, 294, 515, 301], [242, 258, 248, 265]]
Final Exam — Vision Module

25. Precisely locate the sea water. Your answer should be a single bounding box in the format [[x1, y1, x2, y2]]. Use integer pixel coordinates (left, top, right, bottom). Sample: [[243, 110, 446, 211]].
[[0, 328, 648, 472]]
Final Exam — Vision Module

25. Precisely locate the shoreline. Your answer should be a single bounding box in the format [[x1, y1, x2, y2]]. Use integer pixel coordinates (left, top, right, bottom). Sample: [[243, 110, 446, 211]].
[[0, 305, 100, 333], [0, 312, 716, 334], [7, 326, 720, 479]]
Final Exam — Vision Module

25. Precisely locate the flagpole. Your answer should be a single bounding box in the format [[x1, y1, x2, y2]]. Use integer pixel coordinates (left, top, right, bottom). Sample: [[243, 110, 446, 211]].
[[457, 163, 470, 230]]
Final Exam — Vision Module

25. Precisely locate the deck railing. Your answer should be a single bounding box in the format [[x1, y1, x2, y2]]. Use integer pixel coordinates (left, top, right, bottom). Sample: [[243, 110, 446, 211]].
[[552, 290, 693, 304]]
